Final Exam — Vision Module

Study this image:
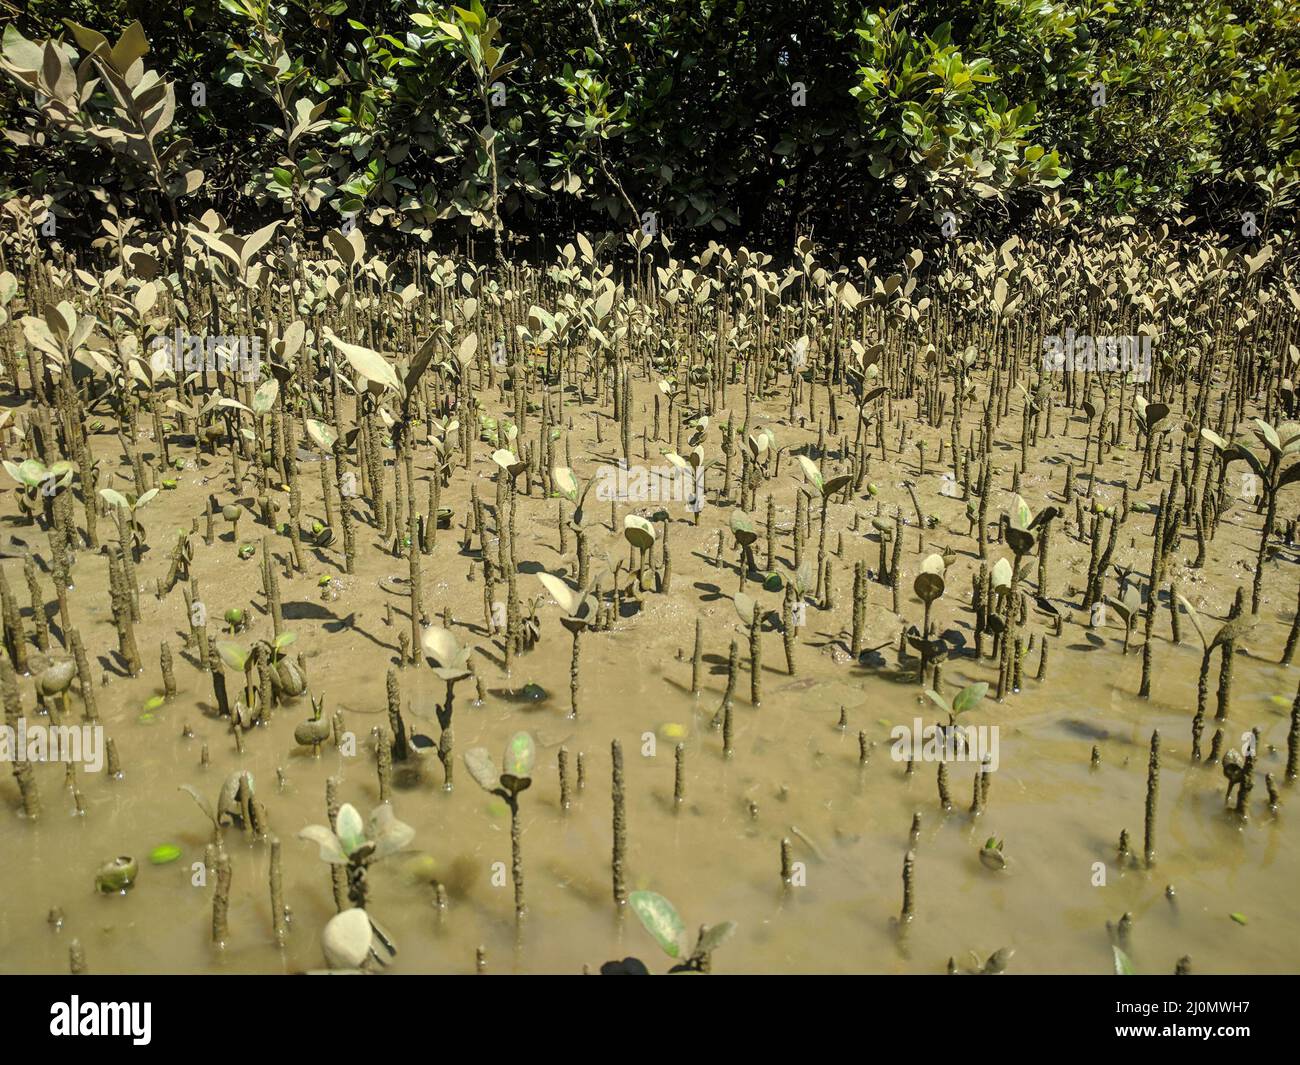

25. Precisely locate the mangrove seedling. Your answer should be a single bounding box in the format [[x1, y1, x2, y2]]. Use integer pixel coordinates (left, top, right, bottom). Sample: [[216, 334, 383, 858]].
[[266, 631, 304, 696], [95, 856, 138, 895], [221, 503, 242, 542], [925, 682, 989, 730], [216, 640, 260, 718], [415, 626, 475, 789], [628, 890, 737, 973], [295, 694, 332, 756], [623, 514, 657, 592], [730, 512, 759, 584], [320, 906, 397, 972], [99, 486, 159, 548], [1202, 419, 1300, 612], [299, 801, 414, 910], [1103, 586, 1143, 655], [35, 659, 75, 716], [464, 731, 535, 920], [979, 837, 1007, 871], [537, 572, 597, 718], [910, 553, 948, 682], [3, 458, 75, 524], [1179, 596, 1259, 759], [180, 771, 261, 839], [796, 453, 853, 602]]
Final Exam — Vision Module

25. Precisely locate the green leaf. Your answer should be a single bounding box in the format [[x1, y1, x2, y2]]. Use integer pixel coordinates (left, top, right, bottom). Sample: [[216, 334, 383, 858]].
[[924, 689, 951, 715], [501, 731, 535, 778], [335, 803, 365, 857], [952, 682, 988, 715], [149, 843, 181, 865], [305, 418, 337, 452], [629, 890, 686, 958], [1011, 494, 1032, 531], [215, 641, 250, 672], [1112, 945, 1136, 975]]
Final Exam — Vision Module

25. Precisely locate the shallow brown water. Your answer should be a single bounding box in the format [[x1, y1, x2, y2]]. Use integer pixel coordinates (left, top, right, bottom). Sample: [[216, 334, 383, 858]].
[[1, 388, 1297, 975]]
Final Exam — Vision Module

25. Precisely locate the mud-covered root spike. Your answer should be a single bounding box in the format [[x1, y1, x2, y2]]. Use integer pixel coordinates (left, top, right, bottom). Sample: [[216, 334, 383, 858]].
[[325, 777, 348, 912], [69, 939, 86, 974], [1287, 680, 1299, 783], [160, 640, 176, 699], [780, 837, 793, 884], [212, 848, 232, 947], [1175, 956, 1191, 975], [374, 726, 392, 803], [106, 738, 122, 779], [1234, 730, 1257, 819], [386, 668, 408, 761], [1144, 730, 1159, 867], [68, 628, 98, 723], [781, 583, 797, 675], [1214, 587, 1244, 723], [690, 617, 703, 695], [937, 761, 952, 811], [1283, 577, 1300, 665], [269, 836, 287, 946], [899, 849, 916, 925], [559, 746, 571, 811], [611, 739, 627, 907], [673, 742, 685, 807]]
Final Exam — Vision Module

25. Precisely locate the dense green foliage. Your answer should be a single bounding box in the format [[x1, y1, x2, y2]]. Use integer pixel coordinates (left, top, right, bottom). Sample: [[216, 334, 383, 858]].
[[3, 0, 1298, 253]]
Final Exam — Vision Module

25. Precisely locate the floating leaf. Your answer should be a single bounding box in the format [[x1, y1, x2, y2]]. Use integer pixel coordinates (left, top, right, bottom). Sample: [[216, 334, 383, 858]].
[[149, 843, 181, 865]]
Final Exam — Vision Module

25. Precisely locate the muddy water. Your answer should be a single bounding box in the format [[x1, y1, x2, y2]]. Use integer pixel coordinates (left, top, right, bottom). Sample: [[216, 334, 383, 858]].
[[1, 394, 1297, 975]]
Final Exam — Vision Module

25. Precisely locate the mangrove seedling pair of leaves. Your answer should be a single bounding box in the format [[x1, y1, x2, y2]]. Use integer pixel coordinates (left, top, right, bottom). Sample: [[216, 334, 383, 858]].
[[628, 890, 737, 973], [294, 693, 332, 754], [464, 731, 536, 801], [299, 802, 414, 869], [537, 572, 598, 632], [925, 681, 989, 727]]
